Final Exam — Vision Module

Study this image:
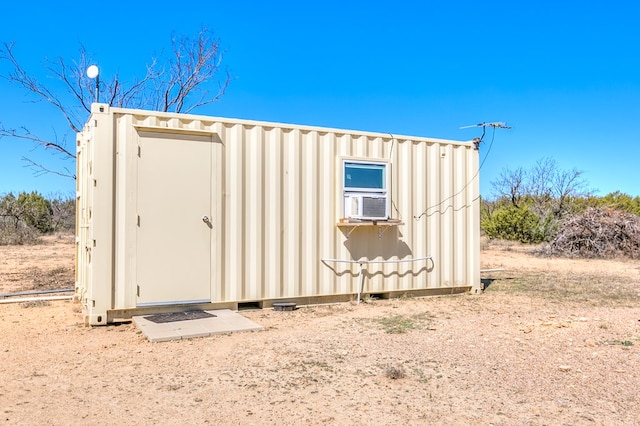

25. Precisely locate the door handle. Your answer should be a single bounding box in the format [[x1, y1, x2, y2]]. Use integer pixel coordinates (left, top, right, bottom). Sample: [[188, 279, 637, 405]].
[[202, 215, 210, 223]]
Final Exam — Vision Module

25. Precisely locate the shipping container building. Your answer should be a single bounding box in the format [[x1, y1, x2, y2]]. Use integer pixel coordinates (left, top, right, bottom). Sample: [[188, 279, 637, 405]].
[[76, 104, 480, 325]]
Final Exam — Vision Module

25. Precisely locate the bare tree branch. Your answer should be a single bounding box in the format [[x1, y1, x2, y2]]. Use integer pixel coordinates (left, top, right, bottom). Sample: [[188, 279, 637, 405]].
[[21, 157, 76, 179], [0, 125, 76, 159], [160, 27, 231, 114], [1, 42, 85, 134], [492, 166, 526, 208], [0, 27, 230, 180]]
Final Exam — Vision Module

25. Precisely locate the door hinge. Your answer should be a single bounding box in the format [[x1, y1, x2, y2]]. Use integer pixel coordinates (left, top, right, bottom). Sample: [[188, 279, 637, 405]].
[[137, 215, 140, 226], [137, 285, 140, 297], [137, 145, 141, 157]]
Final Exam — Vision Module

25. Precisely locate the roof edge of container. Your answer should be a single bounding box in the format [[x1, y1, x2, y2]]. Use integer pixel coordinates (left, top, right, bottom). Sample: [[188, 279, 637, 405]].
[[89, 103, 475, 147]]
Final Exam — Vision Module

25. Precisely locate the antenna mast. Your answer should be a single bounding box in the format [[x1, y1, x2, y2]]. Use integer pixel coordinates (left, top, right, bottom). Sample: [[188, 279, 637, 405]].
[[460, 122, 511, 149]]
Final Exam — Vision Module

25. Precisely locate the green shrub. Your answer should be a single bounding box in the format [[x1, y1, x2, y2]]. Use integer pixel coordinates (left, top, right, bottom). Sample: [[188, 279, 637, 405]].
[[575, 192, 640, 217], [0, 192, 71, 244], [482, 205, 549, 243], [17, 192, 53, 233]]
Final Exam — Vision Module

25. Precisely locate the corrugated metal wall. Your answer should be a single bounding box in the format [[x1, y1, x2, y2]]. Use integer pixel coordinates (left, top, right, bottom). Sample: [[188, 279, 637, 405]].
[[76, 105, 480, 323]]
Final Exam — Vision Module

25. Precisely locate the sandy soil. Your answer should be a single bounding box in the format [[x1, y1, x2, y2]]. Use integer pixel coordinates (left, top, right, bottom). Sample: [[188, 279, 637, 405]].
[[0, 234, 75, 295], [1, 237, 639, 425]]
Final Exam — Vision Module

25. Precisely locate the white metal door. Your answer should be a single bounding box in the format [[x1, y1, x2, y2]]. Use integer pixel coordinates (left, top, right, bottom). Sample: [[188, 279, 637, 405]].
[[136, 132, 212, 306]]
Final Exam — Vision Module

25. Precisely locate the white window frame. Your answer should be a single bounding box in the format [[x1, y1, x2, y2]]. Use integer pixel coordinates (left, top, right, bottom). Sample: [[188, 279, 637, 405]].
[[341, 158, 390, 220]]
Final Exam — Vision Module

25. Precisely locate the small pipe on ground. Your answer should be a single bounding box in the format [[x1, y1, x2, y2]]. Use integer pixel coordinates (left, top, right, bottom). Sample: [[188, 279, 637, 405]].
[[0, 288, 74, 299], [0, 295, 73, 304]]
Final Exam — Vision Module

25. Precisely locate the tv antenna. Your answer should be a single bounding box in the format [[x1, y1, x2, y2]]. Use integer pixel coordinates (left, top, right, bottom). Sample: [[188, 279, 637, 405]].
[[460, 121, 511, 149], [459, 121, 511, 130]]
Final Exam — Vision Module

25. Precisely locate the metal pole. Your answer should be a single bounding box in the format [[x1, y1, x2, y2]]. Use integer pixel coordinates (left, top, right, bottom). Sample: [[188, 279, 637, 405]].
[[95, 74, 100, 103]]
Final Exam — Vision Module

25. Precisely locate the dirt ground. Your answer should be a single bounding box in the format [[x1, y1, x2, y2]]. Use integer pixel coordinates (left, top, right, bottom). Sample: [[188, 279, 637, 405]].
[[1, 236, 639, 425]]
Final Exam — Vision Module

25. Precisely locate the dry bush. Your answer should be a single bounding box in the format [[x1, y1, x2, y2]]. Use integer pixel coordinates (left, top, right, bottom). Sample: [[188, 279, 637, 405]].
[[0, 222, 41, 245], [384, 365, 406, 380], [27, 266, 75, 290], [542, 207, 640, 259]]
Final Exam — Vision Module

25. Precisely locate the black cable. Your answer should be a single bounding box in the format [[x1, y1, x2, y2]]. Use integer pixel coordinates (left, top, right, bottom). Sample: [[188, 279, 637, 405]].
[[413, 126, 496, 220], [387, 133, 402, 219]]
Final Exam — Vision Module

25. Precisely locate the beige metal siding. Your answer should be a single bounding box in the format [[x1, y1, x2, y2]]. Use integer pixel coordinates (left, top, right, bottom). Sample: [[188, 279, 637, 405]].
[[75, 107, 116, 324], [76, 105, 480, 324]]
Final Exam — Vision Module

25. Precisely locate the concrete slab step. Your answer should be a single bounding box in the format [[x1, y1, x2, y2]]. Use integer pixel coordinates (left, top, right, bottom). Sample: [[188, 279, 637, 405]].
[[132, 309, 263, 342]]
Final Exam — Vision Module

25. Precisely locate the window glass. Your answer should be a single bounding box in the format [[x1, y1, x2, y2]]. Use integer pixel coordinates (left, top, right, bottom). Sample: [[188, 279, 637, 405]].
[[344, 162, 385, 190]]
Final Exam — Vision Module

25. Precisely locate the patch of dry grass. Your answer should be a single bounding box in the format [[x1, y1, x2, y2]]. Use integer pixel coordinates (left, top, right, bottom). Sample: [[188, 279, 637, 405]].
[[359, 312, 435, 334], [485, 269, 640, 307], [25, 266, 74, 291]]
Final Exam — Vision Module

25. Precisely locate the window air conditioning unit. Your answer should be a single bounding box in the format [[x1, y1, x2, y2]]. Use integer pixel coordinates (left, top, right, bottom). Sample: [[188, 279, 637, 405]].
[[344, 194, 389, 220]]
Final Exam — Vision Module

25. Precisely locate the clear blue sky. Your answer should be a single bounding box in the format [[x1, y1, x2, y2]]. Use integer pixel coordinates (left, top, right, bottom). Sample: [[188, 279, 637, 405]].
[[1, 0, 639, 198]]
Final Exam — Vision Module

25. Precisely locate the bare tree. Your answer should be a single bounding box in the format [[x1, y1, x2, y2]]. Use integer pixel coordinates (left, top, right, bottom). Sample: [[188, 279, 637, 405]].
[[491, 166, 527, 208], [552, 165, 590, 215], [527, 157, 556, 201], [491, 157, 590, 217], [0, 27, 230, 179], [485, 157, 591, 242]]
